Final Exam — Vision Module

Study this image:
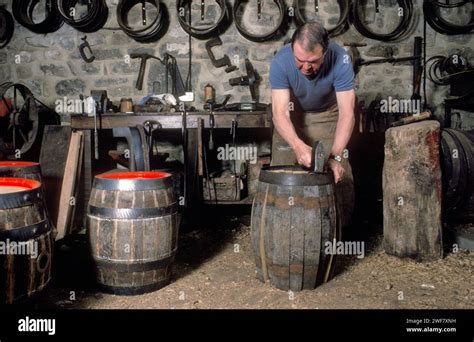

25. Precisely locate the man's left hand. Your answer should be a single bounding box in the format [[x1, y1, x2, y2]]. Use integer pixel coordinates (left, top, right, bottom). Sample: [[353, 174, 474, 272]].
[[327, 159, 344, 184]]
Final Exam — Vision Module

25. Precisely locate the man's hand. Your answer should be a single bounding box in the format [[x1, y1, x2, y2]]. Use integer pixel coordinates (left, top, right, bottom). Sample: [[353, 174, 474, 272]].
[[293, 141, 312, 168], [326, 159, 344, 184]]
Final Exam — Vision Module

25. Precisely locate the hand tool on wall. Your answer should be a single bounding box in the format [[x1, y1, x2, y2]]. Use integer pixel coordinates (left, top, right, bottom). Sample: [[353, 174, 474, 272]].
[[345, 37, 423, 101], [205, 37, 238, 73], [229, 59, 260, 102], [89, 90, 109, 160], [345, 37, 422, 77], [131, 53, 162, 91], [163, 53, 186, 97], [79, 36, 95, 63], [131, 53, 186, 97]]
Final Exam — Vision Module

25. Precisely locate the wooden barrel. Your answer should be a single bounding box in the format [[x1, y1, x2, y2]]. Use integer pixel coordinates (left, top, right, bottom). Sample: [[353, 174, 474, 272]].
[[251, 166, 340, 291], [87, 171, 179, 295], [0, 161, 42, 182], [441, 129, 474, 213], [0, 178, 53, 304]]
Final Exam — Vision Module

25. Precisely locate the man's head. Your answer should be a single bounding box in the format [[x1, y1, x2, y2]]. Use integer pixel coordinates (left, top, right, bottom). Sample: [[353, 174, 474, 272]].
[[291, 22, 329, 78]]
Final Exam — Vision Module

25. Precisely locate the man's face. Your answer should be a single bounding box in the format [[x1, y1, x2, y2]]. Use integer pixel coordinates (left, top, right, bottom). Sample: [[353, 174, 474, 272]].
[[293, 41, 326, 78]]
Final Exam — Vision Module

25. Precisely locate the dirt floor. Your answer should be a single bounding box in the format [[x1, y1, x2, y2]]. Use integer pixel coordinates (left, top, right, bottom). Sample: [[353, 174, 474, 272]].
[[32, 207, 473, 310]]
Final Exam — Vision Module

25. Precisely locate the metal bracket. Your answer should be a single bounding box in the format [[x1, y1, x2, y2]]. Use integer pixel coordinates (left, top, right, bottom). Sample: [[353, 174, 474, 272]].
[[205, 37, 238, 73], [79, 36, 95, 63]]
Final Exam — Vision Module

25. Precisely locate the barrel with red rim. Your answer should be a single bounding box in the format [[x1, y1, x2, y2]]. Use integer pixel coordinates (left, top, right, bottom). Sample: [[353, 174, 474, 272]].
[[87, 171, 179, 295], [0, 161, 42, 182], [0, 177, 53, 304]]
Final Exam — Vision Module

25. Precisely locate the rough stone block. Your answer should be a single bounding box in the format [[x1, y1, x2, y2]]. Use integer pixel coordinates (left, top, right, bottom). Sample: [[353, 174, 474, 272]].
[[40, 64, 69, 77], [55, 80, 86, 97], [95, 78, 129, 87]]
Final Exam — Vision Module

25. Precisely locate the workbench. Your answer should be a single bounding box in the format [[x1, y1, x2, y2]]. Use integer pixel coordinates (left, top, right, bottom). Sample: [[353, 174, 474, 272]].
[[70, 111, 272, 213], [70, 111, 272, 130]]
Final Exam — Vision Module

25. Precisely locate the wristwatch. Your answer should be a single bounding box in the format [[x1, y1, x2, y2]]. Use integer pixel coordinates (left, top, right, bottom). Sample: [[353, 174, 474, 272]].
[[329, 154, 342, 163]]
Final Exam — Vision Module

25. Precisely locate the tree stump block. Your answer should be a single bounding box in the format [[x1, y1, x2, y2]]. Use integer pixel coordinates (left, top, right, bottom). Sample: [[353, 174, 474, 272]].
[[383, 120, 443, 261]]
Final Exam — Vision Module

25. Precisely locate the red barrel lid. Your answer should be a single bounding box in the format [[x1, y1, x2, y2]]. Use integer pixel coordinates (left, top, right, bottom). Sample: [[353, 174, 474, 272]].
[[0, 177, 41, 190], [0, 161, 40, 167], [96, 171, 171, 180]]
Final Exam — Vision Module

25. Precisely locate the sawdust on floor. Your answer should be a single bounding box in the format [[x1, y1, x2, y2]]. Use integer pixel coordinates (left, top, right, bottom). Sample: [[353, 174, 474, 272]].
[[39, 221, 473, 310]]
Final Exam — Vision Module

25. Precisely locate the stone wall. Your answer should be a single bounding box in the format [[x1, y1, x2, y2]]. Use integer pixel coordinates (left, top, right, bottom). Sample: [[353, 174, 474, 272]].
[[0, 0, 473, 128]]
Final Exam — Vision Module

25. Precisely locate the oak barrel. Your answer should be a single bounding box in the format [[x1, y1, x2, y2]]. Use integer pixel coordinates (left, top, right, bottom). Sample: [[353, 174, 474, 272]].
[[0, 161, 42, 182], [0, 178, 53, 304], [441, 129, 474, 215], [87, 171, 179, 295], [251, 166, 340, 291]]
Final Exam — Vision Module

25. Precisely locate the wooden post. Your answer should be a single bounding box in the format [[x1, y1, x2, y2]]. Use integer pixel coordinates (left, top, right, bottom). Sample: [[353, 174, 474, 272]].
[[383, 120, 443, 261], [56, 131, 84, 241]]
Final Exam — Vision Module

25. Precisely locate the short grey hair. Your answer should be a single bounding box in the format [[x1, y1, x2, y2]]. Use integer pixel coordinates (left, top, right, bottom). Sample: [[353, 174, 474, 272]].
[[291, 22, 329, 53]]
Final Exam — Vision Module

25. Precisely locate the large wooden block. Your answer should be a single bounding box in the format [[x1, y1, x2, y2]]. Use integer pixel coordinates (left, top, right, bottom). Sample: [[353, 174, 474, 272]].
[[383, 120, 443, 261]]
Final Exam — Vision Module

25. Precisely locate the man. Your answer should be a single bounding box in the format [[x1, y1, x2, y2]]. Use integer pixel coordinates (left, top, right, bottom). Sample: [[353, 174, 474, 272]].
[[269, 22, 355, 226]]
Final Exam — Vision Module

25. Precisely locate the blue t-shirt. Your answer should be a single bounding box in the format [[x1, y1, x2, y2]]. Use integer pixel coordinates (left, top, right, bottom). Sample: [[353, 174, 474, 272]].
[[269, 42, 354, 112]]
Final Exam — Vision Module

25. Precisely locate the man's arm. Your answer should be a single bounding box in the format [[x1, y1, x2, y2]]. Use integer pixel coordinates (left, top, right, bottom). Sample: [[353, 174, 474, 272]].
[[332, 89, 355, 157], [271, 89, 312, 167], [327, 89, 356, 183]]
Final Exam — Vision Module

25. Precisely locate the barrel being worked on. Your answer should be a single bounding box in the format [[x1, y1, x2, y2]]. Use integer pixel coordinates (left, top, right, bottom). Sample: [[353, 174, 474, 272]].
[[0, 161, 42, 182], [87, 171, 179, 295], [0, 178, 53, 304], [251, 166, 339, 292]]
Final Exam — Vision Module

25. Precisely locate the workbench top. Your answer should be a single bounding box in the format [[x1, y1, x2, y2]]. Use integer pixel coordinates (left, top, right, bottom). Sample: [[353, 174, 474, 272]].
[[71, 111, 272, 129]]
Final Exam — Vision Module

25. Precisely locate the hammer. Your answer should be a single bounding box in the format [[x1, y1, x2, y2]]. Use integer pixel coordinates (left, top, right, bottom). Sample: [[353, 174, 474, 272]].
[[310, 141, 326, 173], [130, 53, 163, 91]]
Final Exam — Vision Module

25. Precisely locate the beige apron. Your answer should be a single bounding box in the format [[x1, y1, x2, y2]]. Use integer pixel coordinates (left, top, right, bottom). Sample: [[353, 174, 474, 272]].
[[270, 104, 355, 227]]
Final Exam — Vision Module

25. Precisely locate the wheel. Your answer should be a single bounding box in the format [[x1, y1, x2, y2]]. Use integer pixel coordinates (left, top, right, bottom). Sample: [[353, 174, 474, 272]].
[[0, 83, 39, 158]]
